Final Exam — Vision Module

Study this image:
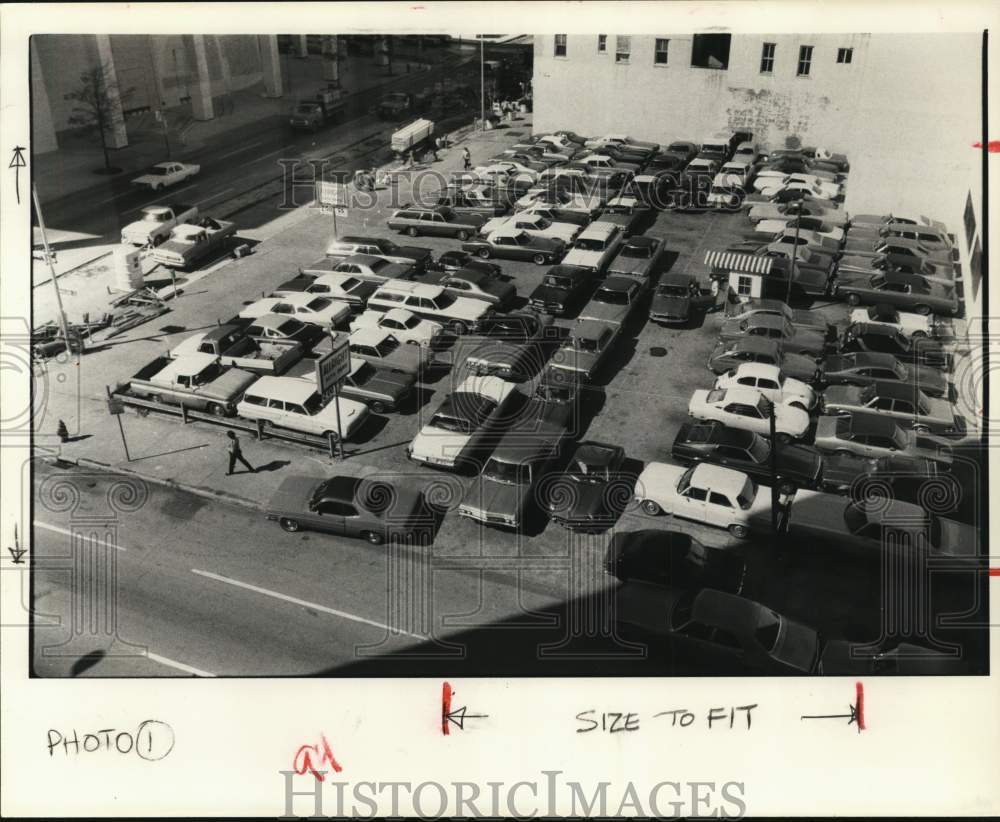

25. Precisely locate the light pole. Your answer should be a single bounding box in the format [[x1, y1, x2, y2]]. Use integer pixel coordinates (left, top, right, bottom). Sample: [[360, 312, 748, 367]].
[[480, 35, 485, 132], [32, 184, 77, 354]]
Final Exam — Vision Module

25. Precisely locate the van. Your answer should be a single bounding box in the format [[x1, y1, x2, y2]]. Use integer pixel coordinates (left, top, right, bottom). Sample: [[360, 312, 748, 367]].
[[237, 376, 369, 440], [366, 280, 493, 334], [562, 222, 625, 273]]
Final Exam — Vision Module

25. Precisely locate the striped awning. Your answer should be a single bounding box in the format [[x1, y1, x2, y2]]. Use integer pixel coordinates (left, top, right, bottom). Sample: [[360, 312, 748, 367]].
[[704, 250, 773, 275]]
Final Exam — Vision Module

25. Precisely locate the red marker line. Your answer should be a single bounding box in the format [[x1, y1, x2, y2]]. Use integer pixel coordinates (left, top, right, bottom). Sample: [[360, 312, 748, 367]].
[[989, 568, 1000, 577], [855, 682, 866, 731], [972, 140, 1000, 152], [442, 681, 453, 736]]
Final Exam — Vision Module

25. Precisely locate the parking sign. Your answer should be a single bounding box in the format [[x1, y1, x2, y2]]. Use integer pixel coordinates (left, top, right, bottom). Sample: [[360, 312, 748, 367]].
[[316, 181, 347, 209], [314, 334, 351, 398]]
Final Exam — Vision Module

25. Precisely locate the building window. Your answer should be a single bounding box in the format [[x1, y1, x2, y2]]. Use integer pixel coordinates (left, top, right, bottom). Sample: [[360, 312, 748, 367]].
[[797, 45, 814, 76], [760, 42, 776, 73], [737, 275, 754, 297], [654, 38, 669, 65], [554, 35, 567, 58], [615, 35, 631, 63], [837, 47, 853, 64], [691, 33, 731, 69], [597, 34, 607, 53]]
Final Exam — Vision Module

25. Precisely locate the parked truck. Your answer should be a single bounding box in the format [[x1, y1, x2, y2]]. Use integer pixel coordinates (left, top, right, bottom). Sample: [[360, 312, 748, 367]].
[[121, 353, 258, 416], [378, 90, 428, 119], [391, 119, 435, 157], [169, 324, 304, 375], [289, 88, 347, 131], [151, 216, 238, 269], [120, 203, 198, 247]]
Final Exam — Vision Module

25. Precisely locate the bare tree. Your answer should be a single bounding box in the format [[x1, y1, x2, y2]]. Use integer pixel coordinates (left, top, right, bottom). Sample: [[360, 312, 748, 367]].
[[65, 62, 133, 173]]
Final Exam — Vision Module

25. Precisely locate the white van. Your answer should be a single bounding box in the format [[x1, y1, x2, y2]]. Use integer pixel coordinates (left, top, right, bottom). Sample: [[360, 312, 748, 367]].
[[237, 376, 369, 440], [562, 222, 625, 273]]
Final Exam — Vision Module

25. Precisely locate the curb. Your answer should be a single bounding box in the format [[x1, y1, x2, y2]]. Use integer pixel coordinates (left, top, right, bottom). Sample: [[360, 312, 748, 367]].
[[72, 456, 266, 514]]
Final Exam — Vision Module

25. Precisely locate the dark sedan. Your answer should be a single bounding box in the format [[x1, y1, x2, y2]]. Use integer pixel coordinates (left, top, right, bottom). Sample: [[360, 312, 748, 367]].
[[708, 337, 822, 383], [429, 250, 503, 278], [337, 358, 414, 412], [265, 475, 434, 544], [837, 322, 952, 370], [819, 352, 949, 398], [462, 231, 565, 265], [833, 270, 958, 316], [719, 314, 830, 359], [545, 441, 629, 532], [604, 531, 745, 590], [671, 421, 823, 492], [420, 269, 517, 310], [528, 264, 596, 315], [649, 273, 713, 324]]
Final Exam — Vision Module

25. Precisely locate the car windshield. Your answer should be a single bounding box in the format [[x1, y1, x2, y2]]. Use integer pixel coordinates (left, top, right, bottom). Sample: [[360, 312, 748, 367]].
[[622, 244, 651, 259], [746, 435, 769, 463], [339, 277, 361, 291], [574, 239, 605, 251], [658, 284, 688, 297], [375, 335, 400, 356], [577, 333, 603, 353], [368, 258, 389, 271], [669, 143, 689, 153], [278, 319, 304, 335], [147, 166, 169, 175], [432, 293, 457, 309], [402, 314, 421, 329], [307, 298, 332, 311], [353, 362, 377, 384], [142, 210, 169, 222], [303, 393, 324, 415], [545, 275, 573, 289], [754, 614, 781, 652], [431, 413, 474, 434], [484, 459, 530, 485], [596, 288, 629, 305]]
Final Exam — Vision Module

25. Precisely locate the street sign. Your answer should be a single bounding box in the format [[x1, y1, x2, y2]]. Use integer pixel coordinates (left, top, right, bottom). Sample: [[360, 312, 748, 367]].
[[107, 397, 125, 415], [316, 180, 347, 209], [314, 334, 351, 398]]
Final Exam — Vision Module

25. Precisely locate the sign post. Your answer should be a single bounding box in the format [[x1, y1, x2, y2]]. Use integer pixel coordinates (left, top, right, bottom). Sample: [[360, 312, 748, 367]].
[[105, 385, 131, 462], [313, 333, 351, 459], [316, 180, 348, 238]]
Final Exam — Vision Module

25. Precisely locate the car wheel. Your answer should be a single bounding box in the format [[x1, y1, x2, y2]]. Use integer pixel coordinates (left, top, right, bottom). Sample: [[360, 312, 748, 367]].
[[913, 423, 930, 434], [835, 449, 852, 457], [363, 530, 385, 545], [279, 518, 301, 533], [407, 226, 419, 237], [728, 523, 750, 539], [151, 394, 164, 405], [641, 499, 661, 516], [208, 403, 227, 417], [370, 401, 387, 414], [533, 253, 547, 265], [457, 230, 470, 241], [910, 330, 928, 339], [846, 293, 861, 306], [449, 320, 468, 335], [914, 304, 932, 316], [322, 430, 340, 442], [478, 248, 491, 259]]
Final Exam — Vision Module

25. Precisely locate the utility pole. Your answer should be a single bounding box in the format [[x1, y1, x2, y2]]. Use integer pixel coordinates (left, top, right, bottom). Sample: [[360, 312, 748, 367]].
[[480, 35, 485, 132], [786, 207, 803, 305], [768, 399, 780, 541], [32, 184, 74, 352]]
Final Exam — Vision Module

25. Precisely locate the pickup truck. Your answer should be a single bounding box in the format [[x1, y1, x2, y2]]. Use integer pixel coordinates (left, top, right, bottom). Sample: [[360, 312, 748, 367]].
[[289, 88, 346, 131], [169, 324, 304, 375], [120, 203, 198, 247], [151, 216, 237, 268], [122, 353, 257, 416], [131, 162, 200, 191]]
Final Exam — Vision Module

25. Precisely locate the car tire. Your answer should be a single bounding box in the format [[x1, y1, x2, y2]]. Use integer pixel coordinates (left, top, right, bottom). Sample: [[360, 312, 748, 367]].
[[407, 227, 419, 237], [478, 248, 491, 259], [457, 230, 470, 241], [370, 401, 387, 414], [363, 530, 385, 545], [846, 293, 861, 306], [913, 424, 931, 434], [910, 330, 928, 339], [728, 523, 750, 539], [533, 253, 547, 266], [641, 499, 661, 516], [208, 403, 227, 417], [914, 304, 932, 316], [280, 518, 301, 533]]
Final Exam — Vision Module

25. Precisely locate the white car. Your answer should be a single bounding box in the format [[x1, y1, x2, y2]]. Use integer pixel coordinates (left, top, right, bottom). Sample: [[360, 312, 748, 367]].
[[350, 308, 442, 346], [480, 212, 580, 244], [688, 386, 811, 440], [756, 175, 841, 201], [297, 272, 376, 304], [562, 222, 625, 273], [714, 363, 816, 410], [515, 186, 602, 215], [634, 462, 772, 539], [755, 218, 844, 245], [236, 376, 368, 440], [848, 305, 935, 338], [407, 375, 518, 469], [238, 294, 351, 329], [131, 161, 200, 190], [472, 162, 538, 185]]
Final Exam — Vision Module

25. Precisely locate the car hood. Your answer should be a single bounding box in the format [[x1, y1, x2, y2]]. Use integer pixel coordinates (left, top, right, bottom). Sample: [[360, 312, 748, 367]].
[[206, 368, 258, 398], [550, 479, 618, 523], [266, 475, 325, 515], [580, 301, 628, 325], [651, 293, 691, 317], [363, 369, 414, 401], [530, 283, 571, 305], [771, 617, 820, 673], [774, 404, 811, 435], [460, 477, 523, 518], [411, 428, 473, 462]]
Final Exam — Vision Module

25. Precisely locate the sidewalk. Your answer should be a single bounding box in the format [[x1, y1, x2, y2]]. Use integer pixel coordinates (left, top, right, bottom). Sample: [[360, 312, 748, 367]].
[[34, 49, 474, 206]]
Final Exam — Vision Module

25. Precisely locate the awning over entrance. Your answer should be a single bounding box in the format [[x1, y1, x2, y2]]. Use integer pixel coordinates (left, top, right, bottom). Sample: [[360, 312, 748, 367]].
[[704, 250, 774, 275]]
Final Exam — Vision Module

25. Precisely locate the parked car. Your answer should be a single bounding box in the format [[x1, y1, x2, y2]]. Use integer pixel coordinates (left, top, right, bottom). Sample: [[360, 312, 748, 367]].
[[843, 236, 953, 265], [819, 352, 948, 398], [544, 442, 629, 532], [243, 314, 327, 349], [599, 196, 653, 236], [432, 187, 507, 218], [820, 381, 961, 436], [719, 314, 829, 359], [606, 236, 664, 281], [349, 307, 443, 347], [237, 376, 369, 440], [833, 270, 959, 316], [407, 375, 520, 471], [347, 326, 435, 377], [131, 161, 200, 190], [239, 294, 352, 329], [325, 236, 432, 271], [265, 475, 433, 545], [768, 227, 843, 257], [661, 141, 698, 165], [273, 271, 380, 308], [836, 322, 951, 369], [689, 386, 810, 440], [819, 641, 967, 675], [518, 203, 592, 228], [151, 217, 236, 269], [123, 354, 256, 417], [528, 264, 596, 315], [649, 273, 713, 324], [634, 462, 773, 539], [671, 421, 822, 493], [849, 213, 946, 233], [333, 357, 414, 412], [848, 303, 937, 338], [708, 337, 821, 383], [428, 249, 503, 278], [722, 297, 833, 335], [604, 530, 743, 591], [748, 200, 849, 227], [817, 451, 948, 497], [754, 216, 845, 245], [812, 412, 954, 462], [420, 268, 517, 310], [120, 203, 198, 247], [562, 222, 625, 273], [480, 212, 581, 244], [387, 205, 486, 241], [321, 253, 417, 283], [578, 275, 649, 327], [366, 280, 493, 335], [461, 230, 565, 265], [715, 362, 816, 410], [460, 312, 558, 382], [838, 253, 955, 287], [547, 318, 620, 382]]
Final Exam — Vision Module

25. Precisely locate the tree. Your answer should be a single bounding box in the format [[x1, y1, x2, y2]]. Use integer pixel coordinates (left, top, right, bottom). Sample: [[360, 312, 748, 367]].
[[65, 62, 133, 173]]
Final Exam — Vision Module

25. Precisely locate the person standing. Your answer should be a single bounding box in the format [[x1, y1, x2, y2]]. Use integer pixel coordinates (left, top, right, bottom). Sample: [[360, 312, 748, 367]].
[[432, 136, 441, 161], [226, 431, 255, 475], [462, 147, 471, 170]]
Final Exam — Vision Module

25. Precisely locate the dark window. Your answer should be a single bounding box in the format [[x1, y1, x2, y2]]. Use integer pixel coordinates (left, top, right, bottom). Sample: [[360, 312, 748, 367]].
[[615, 36, 631, 63], [797, 45, 814, 76], [554, 35, 567, 57], [684, 486, 708, 502], [318, 500, 357, 517], [654, 38, 669, 65], [691, 34, 731, 69], [597, 34, 607, 53], [709, 492, 733, 508], [760, 42, 776, 73], [837, 47, 853, 64]]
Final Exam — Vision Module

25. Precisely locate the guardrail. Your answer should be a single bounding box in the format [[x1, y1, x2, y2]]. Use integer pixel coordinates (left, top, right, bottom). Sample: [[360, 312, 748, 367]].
[[110, 387, 341, 457]]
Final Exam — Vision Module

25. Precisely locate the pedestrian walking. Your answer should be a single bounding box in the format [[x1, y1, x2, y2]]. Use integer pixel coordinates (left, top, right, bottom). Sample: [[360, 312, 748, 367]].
[[432, 137, 441, 162], [226, 431, 255, 475], [462, 147, 471, 170], [407, 150, 416, 169]]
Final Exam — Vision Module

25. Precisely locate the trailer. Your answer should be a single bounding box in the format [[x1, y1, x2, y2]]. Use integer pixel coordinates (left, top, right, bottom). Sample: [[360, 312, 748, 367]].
[[391, 119, 435, 156]]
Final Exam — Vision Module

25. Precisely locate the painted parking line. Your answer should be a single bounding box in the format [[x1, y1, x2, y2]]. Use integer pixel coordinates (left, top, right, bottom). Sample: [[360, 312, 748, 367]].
[[34, 521, 126, 551], [145, 651, 216, 677], [190, 568, 426, 640]]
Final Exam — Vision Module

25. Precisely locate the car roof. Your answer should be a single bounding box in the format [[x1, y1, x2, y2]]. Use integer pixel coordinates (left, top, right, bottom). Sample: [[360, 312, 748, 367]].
[[577, 222, 619, 240], [250, 314, 296, 330], [248, 376, 317, 403], [314, 475, 363, 503], [344, 253, 386, 267], [599, 276, 637, 293], [383, 307, 417, 323], [692, 589, 770, 633], [847, 412, 900, 436], [375, 280, 443, 298], [350, 326, 391, 345], [732, 362, 782, 381], [158, 353, 218, 378], [573, 441, 622, 467], [691, 462, 752, 495], [745, 314, 785, 330]]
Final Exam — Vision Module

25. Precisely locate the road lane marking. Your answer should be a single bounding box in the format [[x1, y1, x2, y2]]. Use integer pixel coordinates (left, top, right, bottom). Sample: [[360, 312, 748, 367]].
[[190, 568, 426, 640], [129, 184, 198, 213], [34, 521, 126, 551], [145, 651, 216, 677], [93, 189, 137, 207], [217, 139, 267, 161], [238, 146, 289, 169], [195, 188, 234, 206]]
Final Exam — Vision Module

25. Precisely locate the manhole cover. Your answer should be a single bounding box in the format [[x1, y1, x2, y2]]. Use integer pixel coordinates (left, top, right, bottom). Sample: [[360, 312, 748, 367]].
[[650, 346, 667, 357], [159, 325, 186, 334]]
